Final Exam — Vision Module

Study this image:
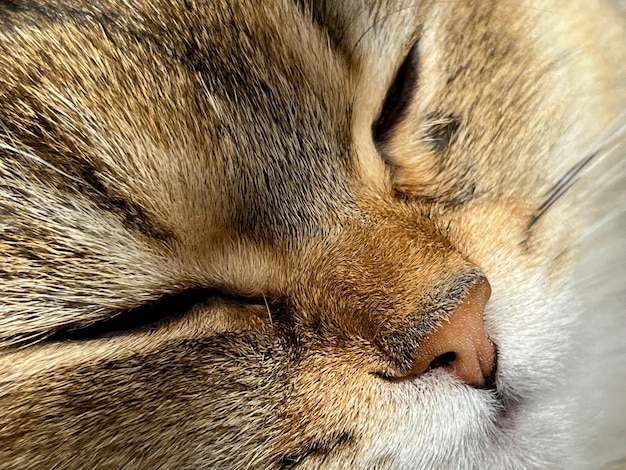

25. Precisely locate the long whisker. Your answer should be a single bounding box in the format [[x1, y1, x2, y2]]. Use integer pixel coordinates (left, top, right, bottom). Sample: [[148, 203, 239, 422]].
[[527, 111, 626, 228], [0, 142, 83, 185], [575, 206, 626, 245], [586, 152, 626, 191], [528, 150, 599, 228]]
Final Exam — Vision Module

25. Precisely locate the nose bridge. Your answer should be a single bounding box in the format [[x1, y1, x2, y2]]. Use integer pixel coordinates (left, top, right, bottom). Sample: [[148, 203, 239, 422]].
[[305, 216, 494, 384], [300, 215, 479, 349], [334, 217, 459, 296]]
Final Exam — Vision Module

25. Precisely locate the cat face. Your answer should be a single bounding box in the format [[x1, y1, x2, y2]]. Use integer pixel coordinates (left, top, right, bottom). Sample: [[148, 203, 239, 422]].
[[0, 0, 624, 468]]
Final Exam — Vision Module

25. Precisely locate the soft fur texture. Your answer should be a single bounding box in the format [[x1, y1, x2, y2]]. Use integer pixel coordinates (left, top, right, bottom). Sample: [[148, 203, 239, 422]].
[[0, 1, 624, 468]]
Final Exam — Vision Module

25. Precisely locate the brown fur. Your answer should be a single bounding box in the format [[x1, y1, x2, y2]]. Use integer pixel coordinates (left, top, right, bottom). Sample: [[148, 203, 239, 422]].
[[0, 0, 624, 468]]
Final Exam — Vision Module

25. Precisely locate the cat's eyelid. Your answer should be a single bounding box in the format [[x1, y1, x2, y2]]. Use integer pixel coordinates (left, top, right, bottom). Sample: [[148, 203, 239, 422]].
[[41, 289, 271, 343], [373, 40, 420, 144]]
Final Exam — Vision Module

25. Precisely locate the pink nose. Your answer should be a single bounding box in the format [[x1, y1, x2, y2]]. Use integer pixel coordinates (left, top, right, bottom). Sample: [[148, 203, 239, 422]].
[[412, 278, 496, 388]]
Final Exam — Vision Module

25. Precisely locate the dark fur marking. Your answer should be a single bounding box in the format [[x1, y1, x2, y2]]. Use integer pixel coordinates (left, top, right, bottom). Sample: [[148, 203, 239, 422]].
[[278, 432, 354, 469], [0, 0, 21, 12], [75, 161, 174, 243], [0, 0, 122, 31], [292, 0, 358, 61], [423, 112, 460, 153], [0, 122, 173, 242], [391, 181, 479, 210], [2, 0, 355, 243]]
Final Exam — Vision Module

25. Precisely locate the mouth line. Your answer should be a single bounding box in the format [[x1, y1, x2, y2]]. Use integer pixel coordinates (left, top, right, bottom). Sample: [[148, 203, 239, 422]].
[[490, 360, 527, 431], [483, 339, 499, 390], [487, 343, 522, 429], [494, 395, 523, 432]]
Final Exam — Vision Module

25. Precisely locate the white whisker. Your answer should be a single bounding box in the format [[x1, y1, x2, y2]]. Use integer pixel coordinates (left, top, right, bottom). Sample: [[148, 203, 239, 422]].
[[576, 206, 626, 245], [0, 142, 83, 185], [262, 293, 273, 324], [576, 267, 626, 284], [574, 116, 626, 182]]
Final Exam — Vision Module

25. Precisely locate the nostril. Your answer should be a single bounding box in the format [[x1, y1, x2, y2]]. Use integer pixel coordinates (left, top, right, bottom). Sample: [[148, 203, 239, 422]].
[[428, 351, 457, 371]]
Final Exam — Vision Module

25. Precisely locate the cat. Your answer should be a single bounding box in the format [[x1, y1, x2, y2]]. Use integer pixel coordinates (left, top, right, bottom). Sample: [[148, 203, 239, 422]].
[[0, 0, 624, 468]]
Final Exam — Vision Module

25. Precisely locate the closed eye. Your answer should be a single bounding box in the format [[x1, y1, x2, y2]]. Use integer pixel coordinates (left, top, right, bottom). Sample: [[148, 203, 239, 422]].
[[373, 40, 420, 144], [44, 289, 269, 342]]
